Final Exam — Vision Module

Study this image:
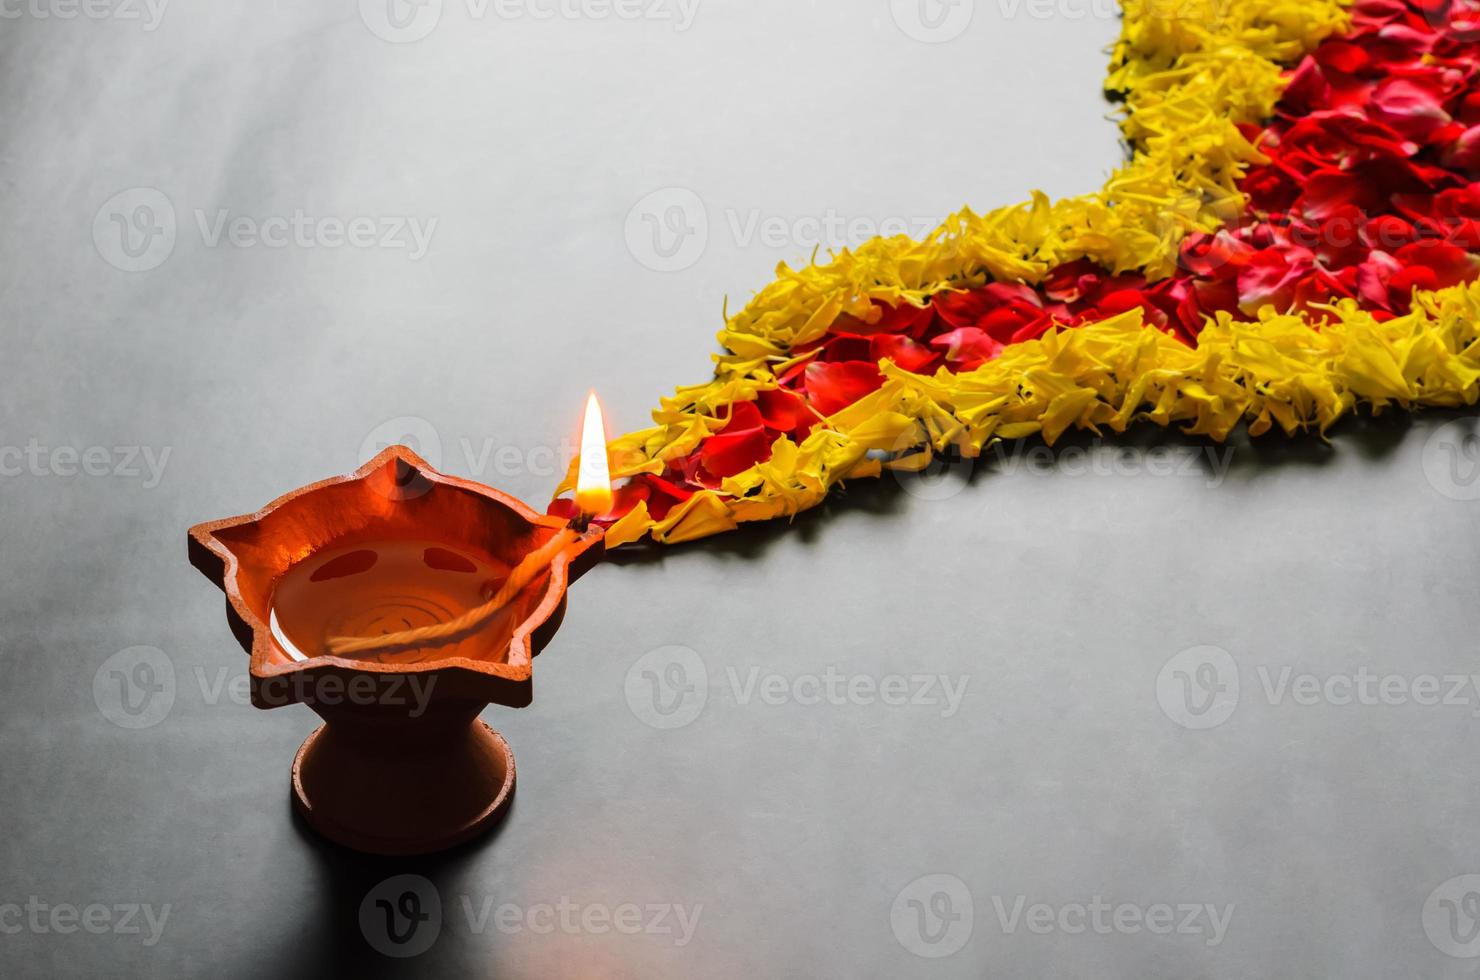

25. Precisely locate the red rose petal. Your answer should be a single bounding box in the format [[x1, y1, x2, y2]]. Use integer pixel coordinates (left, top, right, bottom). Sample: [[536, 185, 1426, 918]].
[[929, 327, 1005, 370], [803, 360, 884, 416], [1395, 240, 1480, 287], [755, 387, 812, 438], [978, 304, 1044, 341], [932, 289, 997, 330], [872, 334, 942, 374], [1370, 77, 1454, 141], [1390, 264, 1442, 294], [1316, 40, 1372, 74], [1443, 124, 1480, 173], [700, 425, 772, 481]]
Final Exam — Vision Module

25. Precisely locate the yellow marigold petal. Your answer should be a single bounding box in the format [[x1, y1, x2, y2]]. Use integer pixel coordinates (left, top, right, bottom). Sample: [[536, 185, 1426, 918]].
[[604, 500, 654, 549], [653, 492, 739, 544]]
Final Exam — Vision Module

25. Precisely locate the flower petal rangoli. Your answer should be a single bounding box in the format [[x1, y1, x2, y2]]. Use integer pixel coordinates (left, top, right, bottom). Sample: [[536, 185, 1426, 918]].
[[552, 0, 1480, 545]]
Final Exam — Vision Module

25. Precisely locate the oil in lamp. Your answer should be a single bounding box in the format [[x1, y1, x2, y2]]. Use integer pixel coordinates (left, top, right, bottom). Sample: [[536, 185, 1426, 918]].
[[188, 395, 613, 855]]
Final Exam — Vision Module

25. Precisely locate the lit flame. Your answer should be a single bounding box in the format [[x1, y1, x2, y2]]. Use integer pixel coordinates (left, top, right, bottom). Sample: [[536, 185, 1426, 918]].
[[575, 391, 613, 519]]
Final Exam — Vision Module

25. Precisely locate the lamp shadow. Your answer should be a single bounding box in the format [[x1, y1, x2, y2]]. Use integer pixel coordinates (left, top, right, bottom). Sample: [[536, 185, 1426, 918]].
[[261, 789, 517, 979], [604, 405, 1447, 566]]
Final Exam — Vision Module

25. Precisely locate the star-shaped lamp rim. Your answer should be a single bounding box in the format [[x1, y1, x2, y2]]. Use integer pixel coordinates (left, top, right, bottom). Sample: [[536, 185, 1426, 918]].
[[187, 445, 602, 709]]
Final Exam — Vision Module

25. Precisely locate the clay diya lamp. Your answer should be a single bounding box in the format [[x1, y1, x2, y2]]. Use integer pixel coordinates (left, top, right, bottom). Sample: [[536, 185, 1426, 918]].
[[187, 401, 612, 856]]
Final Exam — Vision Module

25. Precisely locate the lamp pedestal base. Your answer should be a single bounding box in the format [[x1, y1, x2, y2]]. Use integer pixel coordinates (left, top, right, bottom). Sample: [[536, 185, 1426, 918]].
[[290, 719, 516, 856]]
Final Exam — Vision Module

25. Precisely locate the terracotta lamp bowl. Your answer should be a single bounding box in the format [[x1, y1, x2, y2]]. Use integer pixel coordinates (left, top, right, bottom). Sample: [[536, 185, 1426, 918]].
[[188, 446, 603, 856]]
